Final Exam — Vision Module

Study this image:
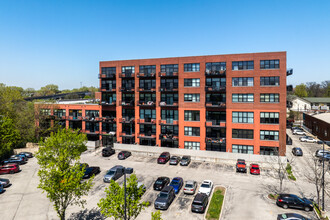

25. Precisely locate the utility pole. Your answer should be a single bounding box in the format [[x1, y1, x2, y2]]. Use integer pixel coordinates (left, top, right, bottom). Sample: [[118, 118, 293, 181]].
[[322, 141, 325, 211]]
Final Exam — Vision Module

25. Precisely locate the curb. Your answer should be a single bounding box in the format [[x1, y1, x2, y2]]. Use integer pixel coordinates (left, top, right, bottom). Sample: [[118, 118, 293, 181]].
[[204, 185, 227, 220]]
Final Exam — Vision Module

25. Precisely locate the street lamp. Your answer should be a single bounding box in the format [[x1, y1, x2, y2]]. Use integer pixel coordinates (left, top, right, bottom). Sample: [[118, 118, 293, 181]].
[[122, 167, 133, 220]]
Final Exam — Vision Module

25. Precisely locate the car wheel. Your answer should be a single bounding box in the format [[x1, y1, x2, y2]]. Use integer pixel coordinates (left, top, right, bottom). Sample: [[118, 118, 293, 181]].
[[304, 206, 311, 212], [283, 204, 288, 209]]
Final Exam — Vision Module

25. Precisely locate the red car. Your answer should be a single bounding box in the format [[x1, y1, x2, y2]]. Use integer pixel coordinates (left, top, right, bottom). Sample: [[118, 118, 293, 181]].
[[249, 164, 260, 175], [0, 163, 20, 174], [157, 152, 170, 164]]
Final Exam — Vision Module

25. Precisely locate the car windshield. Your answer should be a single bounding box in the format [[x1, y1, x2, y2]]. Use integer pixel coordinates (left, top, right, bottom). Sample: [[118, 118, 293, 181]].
[[106, 170, 115, 175], [252, 167, 259, 170], [201, 183, 210, 188], [238, 162, 245, 165], [185, 184, 193, 188], [160, 155, 167, 158], [171, 181, 180, 186], [159, 192, 168, 198], [156, 180, 163, 184], [192, 201, 202, 205], [182, 157, 188, 160]]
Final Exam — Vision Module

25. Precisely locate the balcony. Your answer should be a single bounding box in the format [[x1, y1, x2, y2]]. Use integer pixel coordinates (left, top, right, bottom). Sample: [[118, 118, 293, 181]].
[[84, 129, 100, 134], [286, 68, 293, 76], [120, 100, 135, 106], [138, 87, 156, 92], [159, 133, 178, 140], [120, 132, 135, 137], [119, 73, 135, 78], [66, 116, 83, 120], [83, 116, 102, 121], [98, 73, 116, 79], [101, 101, 116, 106], [159, 119, 179, 125], [158, 72, 179, 77], [100, 87, 116, 92], [137, 118, 156, 124], [138, 100, 156, 107], [205, 120, 226, 127], [138, 133, 156, 139], [101, 116, 116, 123], [119, 117, 135, 124], [159, 101, 178, 107], [205, 137, 226, 144], [119, 87, 135, 92], [205, 70, 226, 77], [205, 86, 226, 92], [159, 87, 178, 92], [205, 102, 226, 108], [137, 72, 156, 78], [287, 85, 293, 92]]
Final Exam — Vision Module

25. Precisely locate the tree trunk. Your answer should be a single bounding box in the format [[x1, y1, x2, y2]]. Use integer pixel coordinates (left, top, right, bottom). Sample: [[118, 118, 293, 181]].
[[59, 210, 65, 220]]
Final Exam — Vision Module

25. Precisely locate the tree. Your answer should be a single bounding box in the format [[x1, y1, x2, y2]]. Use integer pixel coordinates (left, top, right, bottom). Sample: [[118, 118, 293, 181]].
[[36, 128, 93, 220], [294, 84, 308, 97], [306, 82, 323, 97], [38, 84, 59, 96], [151, 210, 163, 220], [0, 116, 20, 160], [98, 174, 148, 220]]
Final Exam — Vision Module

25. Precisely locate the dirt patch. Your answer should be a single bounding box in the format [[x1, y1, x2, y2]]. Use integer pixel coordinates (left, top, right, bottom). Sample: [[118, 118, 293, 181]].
[[189, 162, 202, 169], [176, 196, 192, 210]]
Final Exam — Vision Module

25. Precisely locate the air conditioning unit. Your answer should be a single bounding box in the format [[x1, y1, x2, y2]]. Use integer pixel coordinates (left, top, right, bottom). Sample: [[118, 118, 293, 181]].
[[160, 102, 166, 106]]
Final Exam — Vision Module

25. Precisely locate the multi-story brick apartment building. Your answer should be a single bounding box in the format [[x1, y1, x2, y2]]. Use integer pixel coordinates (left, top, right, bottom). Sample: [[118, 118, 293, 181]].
[[37, 52, 290, 156]]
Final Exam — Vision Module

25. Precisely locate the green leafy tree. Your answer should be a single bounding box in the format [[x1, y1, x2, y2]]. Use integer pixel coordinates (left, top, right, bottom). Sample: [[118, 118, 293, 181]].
[[0, 116, 20, 160], [38, 84, 59, 96], [294, 83, 308, 97], [151, 210, 163, 220], [36, 128, 93, 220], [98, 174, 148, 220]]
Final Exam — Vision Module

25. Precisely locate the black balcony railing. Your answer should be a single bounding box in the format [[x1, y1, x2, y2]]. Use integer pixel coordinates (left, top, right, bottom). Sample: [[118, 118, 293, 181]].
[[120, 100, 135, 106], [99, 73, 116, 79], [205, 101, 226, 108], [120, 87, 135, 92], [159, 87, 178, 92], [205, 70, 226, 76], [158, 72, 179, 77], [205, 86, 226, 92], [138, 87, 156, 92], [119, 73, 135, 78], [137, 72, 156, 78], [138, 100, 156, 107]]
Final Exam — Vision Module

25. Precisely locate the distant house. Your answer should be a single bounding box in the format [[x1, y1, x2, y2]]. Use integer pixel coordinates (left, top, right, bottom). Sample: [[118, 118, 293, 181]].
[[303, 97, 330, 110], [287, 95, 311, 112]]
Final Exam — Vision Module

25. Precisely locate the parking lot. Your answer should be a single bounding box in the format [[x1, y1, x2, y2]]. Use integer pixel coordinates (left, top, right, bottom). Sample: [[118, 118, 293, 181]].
[[1, 136, 324, 220]]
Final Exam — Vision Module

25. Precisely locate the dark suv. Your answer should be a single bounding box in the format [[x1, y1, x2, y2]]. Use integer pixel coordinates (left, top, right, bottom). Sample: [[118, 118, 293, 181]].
[[153, 177, 170, 191], [102, 147, 115, 157], [154, 186, 176, 210], [191, 193, 209, 213], [276, 194, 313, 212], [157, 152, 170, 164]]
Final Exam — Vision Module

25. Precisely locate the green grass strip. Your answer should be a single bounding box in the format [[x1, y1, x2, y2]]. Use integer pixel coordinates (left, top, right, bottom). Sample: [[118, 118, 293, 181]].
[[206, 188, 225, 220]]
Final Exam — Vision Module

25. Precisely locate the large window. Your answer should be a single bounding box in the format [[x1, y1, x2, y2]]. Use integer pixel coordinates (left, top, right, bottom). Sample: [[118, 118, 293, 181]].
[[184, 78, 200, 87], [101, 80, 116, 90], [232, 61, 254, 70], [184, 141, 200, 150], [232, 77, 254, 87], [260, 130, 279, 141], [139, 65, 156, 74], [260, 94, 279, 103], [140, 109, 156, 119], [260, 146, 279, 155], [184, 127, 200, 136], [161, 79, 178, 89], [184, 63, 200, 72], [161, 93, 178, 104], [54, 109, 66, 117], [260, 76, 280, 86], [161, 110, 178, 121], [121, 79, 135, 90], [184, 110, 200, 121], [85, 110, 99, 118], [139, 93, 156, 102], [205, 62, 226, 72], [206, 78, 226, 87], [232, 145, 254, 154], [161, 125, 178, 135], [101, 67, 116, 75], [232, 129, 254, 139], [260, 112, 279, 124], [232, 112, 254, 123], [40, 109, 51, 115], [260, 59, 280, 69], [139, 79, 156, 90], [232, 94, 254, 103], [160, 64, 178, 73], [121, 66, 135, 74], [184, 94, 200, 102], [140, 124, 156, 135]]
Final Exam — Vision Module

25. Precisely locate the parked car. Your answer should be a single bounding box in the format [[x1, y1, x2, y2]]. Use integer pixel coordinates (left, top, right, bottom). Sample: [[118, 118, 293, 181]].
[[102, 147, 115, 157], [3, 157, 26, 165], [83, 166, 101, 179], [169, 156, 181, 165], [0, 183, 3, 193], [0, 178, 10, 187], [180, 155, 191, 166], [318, 154, 330, 162], [277, 213, 311, 220], [291, 126, 301, 131], [292, 128, 305, 135], [0, 164, 20, 174], [169, 177, 183, 194], [103, 165, 124, 182], [117, 151, 131, 160], [153, 177, 170, 191], [317, 140, 330, 146], [249, 164, 260, 175], [292, 147, 303, 156], [191, 193, 209, 213], [198, 180, 213, 196], [18, 152, 33, 158], [276, 194, 313, 212], [299, 136, 317, 143], [183, 180, 197, 195], [236, 159, 247, 173], [137, 182, 146, 194], [13, 154, 28, 161], [154, 186, 176, 210], [315, 149, 330, 158], [157, 152, 170, 164], [79, 163, 89, 170]]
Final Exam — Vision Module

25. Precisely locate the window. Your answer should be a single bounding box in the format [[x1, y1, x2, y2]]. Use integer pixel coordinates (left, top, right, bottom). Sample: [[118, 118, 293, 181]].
[[161, 110, 178, 120], [139, 79, 156, 90], [260, 60, 279, 69], [232, 61, 254, 70], [232, 77, 254, 87], [161, 93, 178, 104], [184, 78, 200, 87], [232, 112, 254, 123], [85, 122, 99, 132], [206, 78, 226, 87], [85, 110, 99, 118], [184, 110, 200, 121], [140, 109, 156, 119], [260, 94, 279, 103], [40, 109, 51, 115], [205, 62, 226, 72], [139, 93, 156, 102], [260, 112, 279, 124], [160, 64, 178, 73], [260, 130, 279, 141], [161, 78, 178, 89], [260, 76, 280, 86], [122, 93, 134, 103], [232, 145, 254, 154], [232, 94, 254, 103], [184, 94, 200, 102], [184, 141, 200, 150], [140, 124, 156, 134], [121, 66, 135, 74], [101, 67, 116, 75], [260, 146, 279, 155], [232, 129, 254, 139], [101, 80, 116, 90], [161, 125, 178, 135], [121, 79, 135, 90], [54, 109, 66, 117], [139, 65, 156, 74], [184, 63, 200, 72], [184, 127, 200, 136]]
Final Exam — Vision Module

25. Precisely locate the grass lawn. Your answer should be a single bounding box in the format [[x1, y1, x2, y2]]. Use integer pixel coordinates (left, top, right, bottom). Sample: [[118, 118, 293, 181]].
[[206, 186, 226, 220]]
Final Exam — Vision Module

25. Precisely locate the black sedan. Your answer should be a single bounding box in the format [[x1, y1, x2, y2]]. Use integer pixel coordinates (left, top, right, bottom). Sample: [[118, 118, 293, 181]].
[[102, 147, 115, 157], [292, 147, 303, 156], [277, 213, 311, 220], [0, 178, 10, 188], [276, 194, 313, 212], [118, 151, 132, 160], [83, 167, 101, 179], [153, 177, 170, 191]]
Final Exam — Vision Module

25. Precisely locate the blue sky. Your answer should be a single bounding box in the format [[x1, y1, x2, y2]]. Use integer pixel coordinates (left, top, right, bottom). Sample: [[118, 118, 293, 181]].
[[0, 0, 329, 90]]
